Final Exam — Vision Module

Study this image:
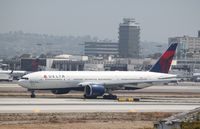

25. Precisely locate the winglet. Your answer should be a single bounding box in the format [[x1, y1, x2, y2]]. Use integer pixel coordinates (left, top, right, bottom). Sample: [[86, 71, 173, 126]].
[[149, 43, 178, 73]]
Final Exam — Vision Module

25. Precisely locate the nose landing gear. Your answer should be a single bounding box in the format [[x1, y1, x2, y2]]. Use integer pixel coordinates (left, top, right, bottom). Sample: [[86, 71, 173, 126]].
[[28, 90, 36, 98]]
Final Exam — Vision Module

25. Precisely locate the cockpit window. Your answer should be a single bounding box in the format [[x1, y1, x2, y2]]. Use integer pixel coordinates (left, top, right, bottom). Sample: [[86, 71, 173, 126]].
[[21, 77, 29, 80]]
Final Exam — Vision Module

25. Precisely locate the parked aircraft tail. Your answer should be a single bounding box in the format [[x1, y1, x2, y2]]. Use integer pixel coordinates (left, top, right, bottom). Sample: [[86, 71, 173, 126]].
[[149, 43, 178, 73]]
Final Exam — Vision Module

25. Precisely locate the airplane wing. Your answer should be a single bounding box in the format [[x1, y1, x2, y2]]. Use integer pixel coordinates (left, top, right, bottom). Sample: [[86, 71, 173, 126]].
[[105, 78, 178, 86], [78, 78, 178, 88]]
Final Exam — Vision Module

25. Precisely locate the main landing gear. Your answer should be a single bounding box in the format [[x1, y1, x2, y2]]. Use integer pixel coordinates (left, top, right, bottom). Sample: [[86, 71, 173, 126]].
[[103, 94, 117, 99], [103, 91, 117, 100], [103, 89, 117, 99]]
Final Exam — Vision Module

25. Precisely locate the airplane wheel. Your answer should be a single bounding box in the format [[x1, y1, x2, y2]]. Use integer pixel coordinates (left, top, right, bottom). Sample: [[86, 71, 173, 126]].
[[30, 91, 36, 98], [103, 94, 117, 100], [83, 94, 97, 99], [31, 94, 35, 98]]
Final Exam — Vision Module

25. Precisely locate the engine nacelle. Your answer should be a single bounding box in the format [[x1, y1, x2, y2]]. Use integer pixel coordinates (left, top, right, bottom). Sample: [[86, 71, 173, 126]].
[[84, 84, 105, 98], [51, 89, 70, 94]]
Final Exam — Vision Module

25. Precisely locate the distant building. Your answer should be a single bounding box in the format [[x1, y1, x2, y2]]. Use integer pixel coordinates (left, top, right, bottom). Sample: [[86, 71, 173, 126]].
[[104, 64, 127, 71], [51, 60, 84, 71], [168, 31, 200, 76], [84, 41, 118, 57], [84, 58, 156, 71], [46, 54, 87, 71], [20, 58, 46, 71], [169, 32, 200, 59], [119, 18, 140, 58], [20, 54, 88, 71]]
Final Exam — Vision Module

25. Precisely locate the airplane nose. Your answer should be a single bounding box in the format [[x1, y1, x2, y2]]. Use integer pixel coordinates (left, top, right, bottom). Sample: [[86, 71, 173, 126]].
[[18, 79, 25, 86], [18, 79, 30, 88]]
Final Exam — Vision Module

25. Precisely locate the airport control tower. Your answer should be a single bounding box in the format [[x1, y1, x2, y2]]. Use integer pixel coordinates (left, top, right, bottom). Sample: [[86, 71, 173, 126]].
[[119, 18, 140, 58]]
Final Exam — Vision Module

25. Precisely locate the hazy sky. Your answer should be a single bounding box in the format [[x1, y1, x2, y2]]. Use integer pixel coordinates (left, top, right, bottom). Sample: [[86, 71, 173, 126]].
[[0, 0, 200, 42]]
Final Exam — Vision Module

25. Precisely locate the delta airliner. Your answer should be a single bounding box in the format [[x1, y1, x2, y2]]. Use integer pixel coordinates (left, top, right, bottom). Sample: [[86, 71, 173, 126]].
[[18, 43, 178, 99]]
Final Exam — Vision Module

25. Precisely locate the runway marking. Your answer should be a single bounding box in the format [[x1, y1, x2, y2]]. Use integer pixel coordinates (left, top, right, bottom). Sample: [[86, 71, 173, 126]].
[[129, 109, 137, 112], [33, 108, 41, 113]]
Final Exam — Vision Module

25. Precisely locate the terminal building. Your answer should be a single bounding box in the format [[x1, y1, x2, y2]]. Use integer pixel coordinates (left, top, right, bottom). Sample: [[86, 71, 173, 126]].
[[84, 41, 118, 57], [51, 60, 84, 71], [46, 54, 88, 71], [169, 31, 200, 73], [119, 18, 140, 58], [20, 54, 88, 72], [168, 31, 200, 78], [21, 58, 46, 71], [169, 32, 200, 59]]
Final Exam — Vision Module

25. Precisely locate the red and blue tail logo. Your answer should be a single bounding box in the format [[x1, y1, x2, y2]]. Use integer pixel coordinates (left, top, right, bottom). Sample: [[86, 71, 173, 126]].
[[149, 43, 178, 73]]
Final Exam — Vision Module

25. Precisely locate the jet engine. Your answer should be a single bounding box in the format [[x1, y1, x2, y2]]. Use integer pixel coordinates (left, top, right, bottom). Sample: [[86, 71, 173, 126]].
[[84, 84, 105, 98], [51, 89, 70, 94]]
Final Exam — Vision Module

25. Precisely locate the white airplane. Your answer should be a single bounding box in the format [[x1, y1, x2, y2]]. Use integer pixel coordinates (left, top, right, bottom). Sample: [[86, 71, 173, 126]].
[[18, 43, 178, 99], [0, 70, 27, 81]]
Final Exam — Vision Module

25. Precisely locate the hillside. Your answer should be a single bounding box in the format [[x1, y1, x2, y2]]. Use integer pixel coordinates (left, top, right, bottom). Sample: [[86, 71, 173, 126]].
[[0, 31, 167, 58]]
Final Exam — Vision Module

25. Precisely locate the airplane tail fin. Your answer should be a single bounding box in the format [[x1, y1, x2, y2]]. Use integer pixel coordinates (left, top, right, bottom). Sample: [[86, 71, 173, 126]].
[[149, 43, 178, 73]]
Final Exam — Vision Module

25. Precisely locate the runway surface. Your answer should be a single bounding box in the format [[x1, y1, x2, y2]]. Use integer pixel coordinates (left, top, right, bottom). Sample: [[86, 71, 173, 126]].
[[0, 82, 200, 113], [0, 98, 200, 113], [1, 83, 200, 93]]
